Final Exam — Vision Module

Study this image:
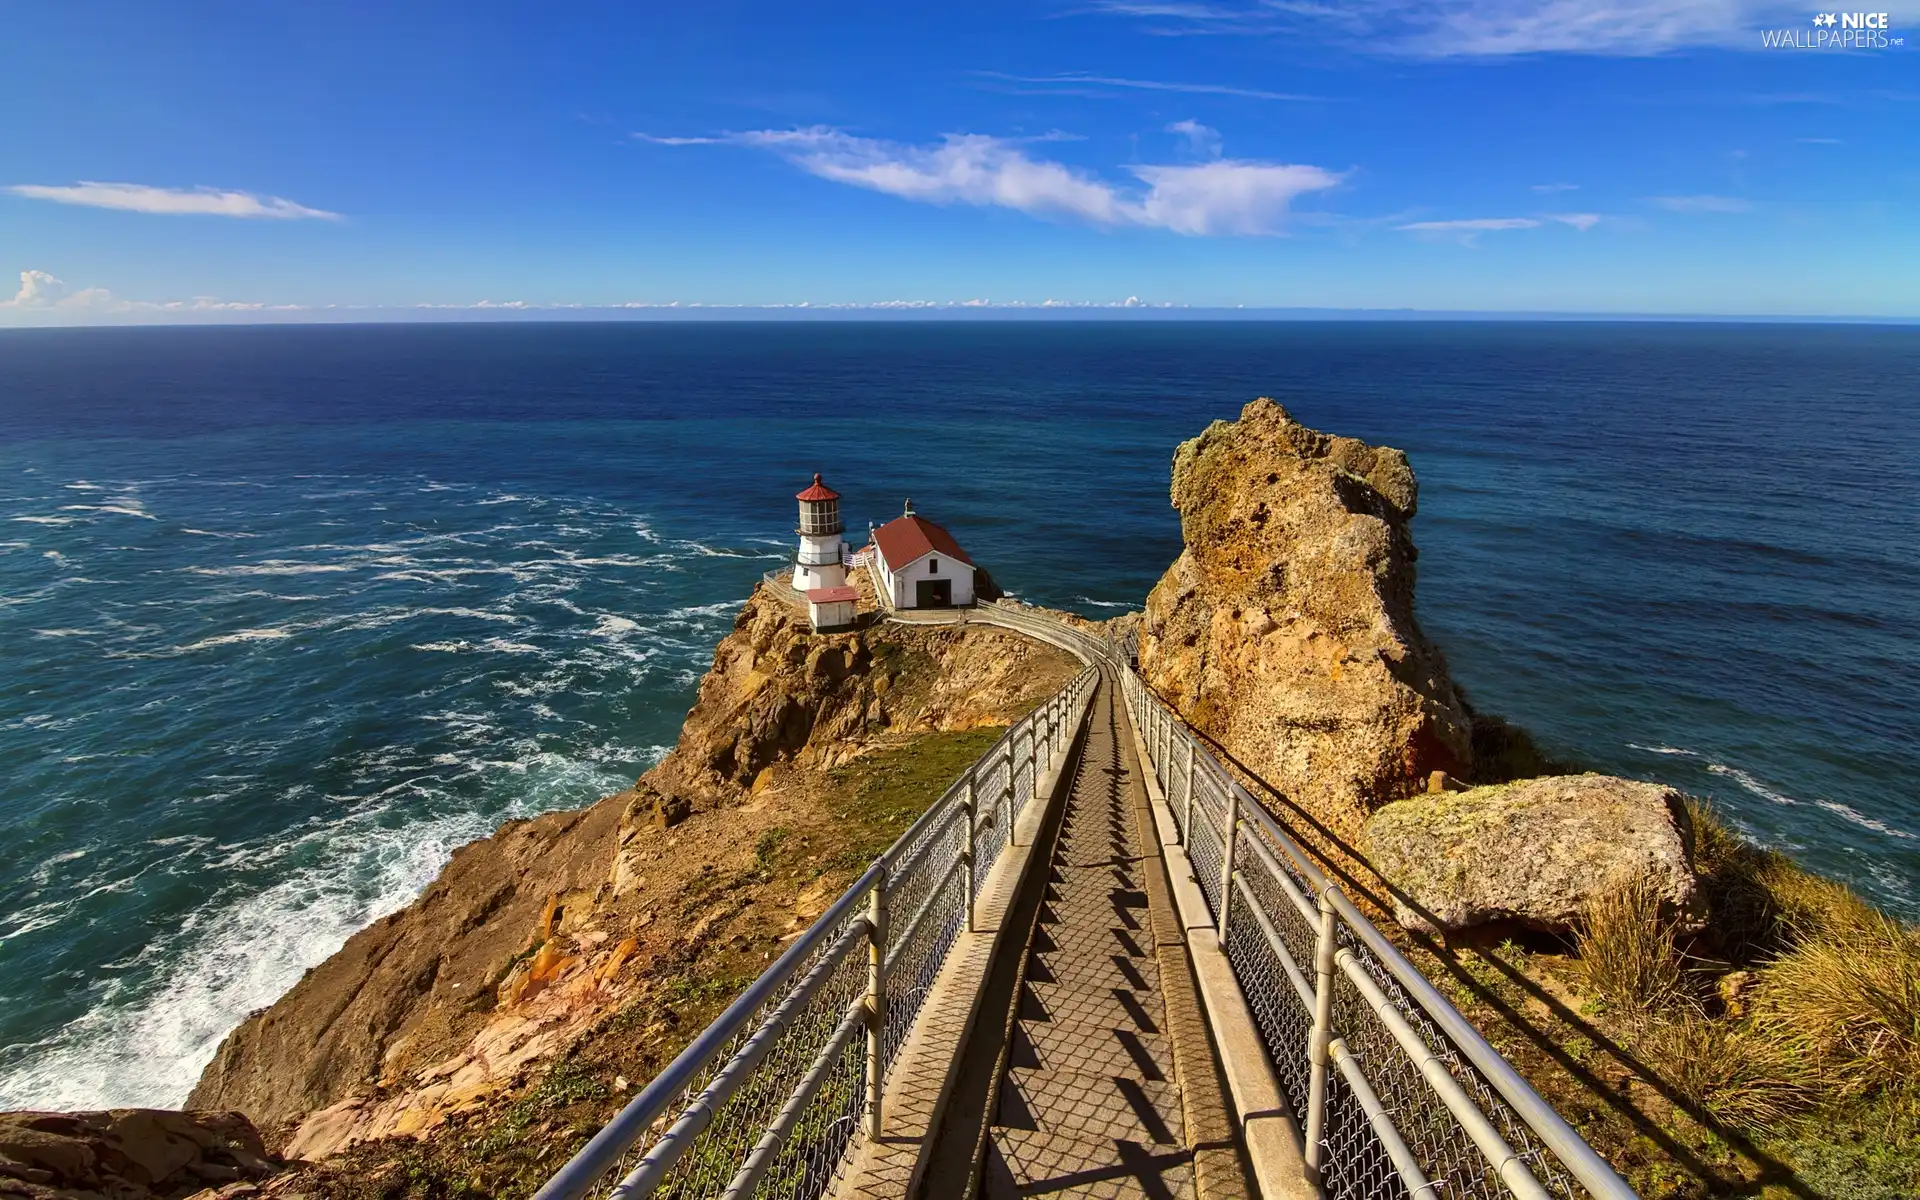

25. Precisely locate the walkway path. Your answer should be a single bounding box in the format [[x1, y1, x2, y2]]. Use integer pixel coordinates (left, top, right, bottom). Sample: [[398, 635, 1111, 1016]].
[[930, 676, 1250, 1200]]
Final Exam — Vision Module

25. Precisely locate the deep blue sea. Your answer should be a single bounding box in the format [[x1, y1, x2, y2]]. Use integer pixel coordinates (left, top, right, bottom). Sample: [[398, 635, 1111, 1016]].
[[1, 321, 1915, 1109]]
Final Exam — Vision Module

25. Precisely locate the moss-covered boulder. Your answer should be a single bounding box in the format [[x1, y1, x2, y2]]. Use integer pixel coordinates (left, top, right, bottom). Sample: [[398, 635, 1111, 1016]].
[[1364, 774, 1701, 936]]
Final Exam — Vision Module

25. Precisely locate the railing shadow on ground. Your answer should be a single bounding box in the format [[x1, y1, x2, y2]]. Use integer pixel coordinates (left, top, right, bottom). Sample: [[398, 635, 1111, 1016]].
[[533, 650, 1099, 1200], [536, 602, 1656, 1200]]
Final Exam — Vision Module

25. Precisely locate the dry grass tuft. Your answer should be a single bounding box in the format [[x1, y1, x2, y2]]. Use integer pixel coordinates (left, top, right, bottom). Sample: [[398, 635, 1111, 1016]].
[[1578, 873, 1686, 1014], [1685, 797, 1880, 963], [1754, 911, 1920, 1100], [1637, 1006, 1821, 1133]]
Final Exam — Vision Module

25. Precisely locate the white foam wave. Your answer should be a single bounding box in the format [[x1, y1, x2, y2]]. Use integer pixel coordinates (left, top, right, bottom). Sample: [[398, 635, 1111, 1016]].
[[1814, 800, 1915, 841], [1073, 596, 1132, 610], [63, 482, 106, 492], [594, 615, 640, 636], [181, 528, 260, 540], [184, 562, 356, 577], [32, 628, 94, 638], [1705, 762, 1800, 807], [0, 805, 519, 1110], [1628, 743, 1700, 757], [678, 541, 785, 560], [43, 551, 69, 566], [12, 515, 77, 525], [181, 628, 296, 651], [667, 601, 740, 619], [60, 504, 158, 520]]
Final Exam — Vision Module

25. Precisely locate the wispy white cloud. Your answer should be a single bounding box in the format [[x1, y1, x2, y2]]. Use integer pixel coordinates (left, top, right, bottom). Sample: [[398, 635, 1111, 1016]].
[[1532, 182, 1580, 193], [636, 126, 1343, 236], [973, 71, 1323, 102], [1088, 0, 1795, 56], [7, 181, 339, 220], [1794, 136, 1844, 145], [1399, 217, 1541, 234], [1395, 212, 1603, 242], [1167, 119, 1223, 157], [1649, 193, 1752, 212]]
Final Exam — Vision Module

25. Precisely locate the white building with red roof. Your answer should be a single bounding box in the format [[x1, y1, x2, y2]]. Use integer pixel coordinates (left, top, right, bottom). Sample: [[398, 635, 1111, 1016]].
[[791, 473, 858, 631], [866, 499, 976, 609]]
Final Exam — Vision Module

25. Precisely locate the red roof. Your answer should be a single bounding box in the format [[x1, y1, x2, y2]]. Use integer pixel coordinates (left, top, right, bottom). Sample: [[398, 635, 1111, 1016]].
[[795, 473, 840, 502], [872, 513, 973, 570], [806, 586, 858, 603]]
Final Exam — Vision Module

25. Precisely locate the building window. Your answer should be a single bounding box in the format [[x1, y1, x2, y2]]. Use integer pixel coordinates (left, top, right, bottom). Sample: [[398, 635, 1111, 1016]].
[[928, 557, 939, 574]]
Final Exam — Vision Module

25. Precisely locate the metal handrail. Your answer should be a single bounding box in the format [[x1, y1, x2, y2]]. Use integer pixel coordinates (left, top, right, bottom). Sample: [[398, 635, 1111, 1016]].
[[538, 597, 1634, 1200], [535, 656, 1098, 1200], [1111, 658, 1637, 1200]]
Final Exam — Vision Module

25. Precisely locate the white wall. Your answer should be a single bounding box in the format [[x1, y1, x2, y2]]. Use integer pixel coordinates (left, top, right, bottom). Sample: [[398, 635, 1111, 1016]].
[[886, 551, 973, 607], [792, 532, 846, 592]]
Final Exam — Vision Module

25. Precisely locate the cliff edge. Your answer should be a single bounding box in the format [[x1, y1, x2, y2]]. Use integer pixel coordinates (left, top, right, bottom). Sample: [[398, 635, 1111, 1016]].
[[185, 588, 1075, 1172]]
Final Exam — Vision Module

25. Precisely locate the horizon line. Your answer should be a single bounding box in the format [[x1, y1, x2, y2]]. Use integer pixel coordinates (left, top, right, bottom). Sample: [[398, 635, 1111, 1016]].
[[4, 307, 1918, 329]]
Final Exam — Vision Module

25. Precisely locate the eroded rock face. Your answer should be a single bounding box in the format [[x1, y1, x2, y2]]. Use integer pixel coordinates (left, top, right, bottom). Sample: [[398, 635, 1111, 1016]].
[[0, 1109, 277, 1200], [1363, 774, 1701, 936], [1137, 399, 1474, 834], [187, 586, 1074, 1155]]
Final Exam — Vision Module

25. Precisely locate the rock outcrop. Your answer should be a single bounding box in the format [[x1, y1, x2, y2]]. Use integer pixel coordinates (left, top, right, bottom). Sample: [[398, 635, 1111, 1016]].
[[0, 1109, 277, 1200], [187, 587, 1075, 1159], [1363, 774, 1702, 936], [1137, 399, 1474, 834]]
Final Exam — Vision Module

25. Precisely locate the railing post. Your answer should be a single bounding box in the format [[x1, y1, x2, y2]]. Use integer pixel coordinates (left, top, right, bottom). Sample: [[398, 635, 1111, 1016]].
[[1219, 800, 1241, 937], [1003, 756, 1017, 848], [962, 777, 976, 933], [1026, 724, 1038, 811], [1181, 738, 1197, 845], [1304, 888, 1338, 1180], [864, 871, 889, 1141]]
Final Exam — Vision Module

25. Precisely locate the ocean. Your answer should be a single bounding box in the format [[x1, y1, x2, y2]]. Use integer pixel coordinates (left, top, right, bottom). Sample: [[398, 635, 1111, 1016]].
[[1, 321, 1914, 1110]]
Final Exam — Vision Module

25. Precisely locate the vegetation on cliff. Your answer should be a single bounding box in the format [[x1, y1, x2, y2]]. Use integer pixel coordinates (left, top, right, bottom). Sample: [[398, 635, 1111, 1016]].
[[175, 589, 1074, 1199]]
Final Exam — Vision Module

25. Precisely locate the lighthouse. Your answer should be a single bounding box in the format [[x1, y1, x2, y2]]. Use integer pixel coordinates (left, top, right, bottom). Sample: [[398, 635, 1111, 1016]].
[[791, 473, 848, 594]]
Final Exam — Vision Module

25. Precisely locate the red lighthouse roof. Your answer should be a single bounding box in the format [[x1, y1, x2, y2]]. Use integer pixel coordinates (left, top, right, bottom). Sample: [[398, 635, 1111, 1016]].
[[795, 473, 840, 501]]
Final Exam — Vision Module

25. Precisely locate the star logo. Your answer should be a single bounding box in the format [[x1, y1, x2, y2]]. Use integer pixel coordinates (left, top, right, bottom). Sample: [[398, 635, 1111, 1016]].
[[1813, 12, 1836, 25]]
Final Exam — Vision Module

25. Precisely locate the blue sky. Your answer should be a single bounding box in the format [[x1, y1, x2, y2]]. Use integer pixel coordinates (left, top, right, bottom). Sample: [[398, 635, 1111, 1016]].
[[3, 1, 1915, 321]]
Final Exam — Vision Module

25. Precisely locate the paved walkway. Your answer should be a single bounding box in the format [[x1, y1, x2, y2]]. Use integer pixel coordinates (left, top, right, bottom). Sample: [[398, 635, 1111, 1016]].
[[944, 678, 1249, 1200]]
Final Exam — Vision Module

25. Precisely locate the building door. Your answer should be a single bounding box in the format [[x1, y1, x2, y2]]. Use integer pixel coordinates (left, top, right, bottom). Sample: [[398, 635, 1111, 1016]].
[[915, 579, 952, 608]]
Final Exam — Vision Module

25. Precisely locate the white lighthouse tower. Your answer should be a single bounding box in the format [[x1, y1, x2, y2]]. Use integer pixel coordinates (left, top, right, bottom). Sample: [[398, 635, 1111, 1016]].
[[791, 473, 848, 594]]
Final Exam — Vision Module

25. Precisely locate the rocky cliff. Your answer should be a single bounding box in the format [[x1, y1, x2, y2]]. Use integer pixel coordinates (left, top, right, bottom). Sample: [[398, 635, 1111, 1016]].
[[184, 588, 1075, 1170], [1137, 398, 1475, 835]]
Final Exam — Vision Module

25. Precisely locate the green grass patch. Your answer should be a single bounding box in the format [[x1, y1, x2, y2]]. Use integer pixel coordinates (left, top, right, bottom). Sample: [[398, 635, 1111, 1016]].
[[823, 726, 1007, 871]]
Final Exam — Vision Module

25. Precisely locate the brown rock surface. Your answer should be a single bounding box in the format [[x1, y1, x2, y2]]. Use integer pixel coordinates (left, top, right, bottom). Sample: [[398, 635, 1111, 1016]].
[[1137, 399, 1474, 835], [186, 585, 1074, 1153], [1363, 774, 1702, 935], [0, 1109, 277, 1200]]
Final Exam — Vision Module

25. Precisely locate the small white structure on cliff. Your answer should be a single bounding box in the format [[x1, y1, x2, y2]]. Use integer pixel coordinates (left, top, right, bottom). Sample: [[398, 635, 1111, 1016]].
[[867, 500, 975, 609], [792, 473, 858, 631]]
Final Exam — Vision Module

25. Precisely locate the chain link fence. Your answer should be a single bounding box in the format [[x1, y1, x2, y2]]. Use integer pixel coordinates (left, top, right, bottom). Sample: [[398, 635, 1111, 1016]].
[[534, 660, 1096, 1200], [537, 598, 1632, 1200], [1115, 664, 1632, 1200]]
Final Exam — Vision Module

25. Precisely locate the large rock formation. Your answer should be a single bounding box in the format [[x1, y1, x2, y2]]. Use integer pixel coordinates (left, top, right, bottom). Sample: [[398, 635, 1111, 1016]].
[[186, 587, 1074, 1158], [1363, 775, 1702, 936], [0, 1109, 277, 1200], [1137, 399, 1474, 834]]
